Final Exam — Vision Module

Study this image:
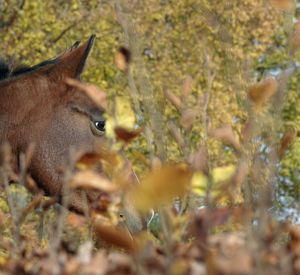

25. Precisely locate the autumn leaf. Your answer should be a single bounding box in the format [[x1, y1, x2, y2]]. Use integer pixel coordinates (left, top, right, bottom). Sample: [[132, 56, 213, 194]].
[[278, 125, 297, 158], [115, 46, 131, 72], [271, 0, 294, 11], [67, 213, 87, 228], [231, 160, 248, 188], [168, 121, 185, 149], [65, 77, 107, 111], [248, 77, 278, 109], [70, 170, 118, 193], [130, 164, 192, 213], [76, 152, 102, 170], [181, 75, 193, 98], [212, 165, 236, 183], [290, 20, 300, 55], [209, 125, 241, 151], [164, 89, 182, 110], [93, 220, 136, 252], [180, 109, 199, 130], [188, 146, 209, 175], [114, 126, 143, 143]]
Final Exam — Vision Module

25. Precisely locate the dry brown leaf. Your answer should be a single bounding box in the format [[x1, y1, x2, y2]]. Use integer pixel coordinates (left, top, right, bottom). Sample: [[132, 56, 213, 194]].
[[188, 146, 209, 175], [232, 160, 249, 188], [71, 171, 118, 192], [271, 0, 294, 11], [65, 77, 107, 110], [164, 90, 182, 110], [209, 125, 241, 151], [76, 152, 102, 169], [79, 250, 108, 275], [180, 109, 199, 130], [241, 120, 253, 142], [94, 221, 136, 252], [114, 126, 143, 143], [67, 213, 87, 228], [278, 125, 297, 158], [62, 258, 80, 275], [248, 77, 278, 108], [130, 164, 192, 213], [182, 75, 193, 98], [168, 121, 185, 149], [115, 46, 131, 72], [208, 233, 253, 275]]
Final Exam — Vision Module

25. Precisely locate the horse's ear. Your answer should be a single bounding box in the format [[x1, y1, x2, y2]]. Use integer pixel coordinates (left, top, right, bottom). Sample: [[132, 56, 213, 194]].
[[53, 35, 95, 79]]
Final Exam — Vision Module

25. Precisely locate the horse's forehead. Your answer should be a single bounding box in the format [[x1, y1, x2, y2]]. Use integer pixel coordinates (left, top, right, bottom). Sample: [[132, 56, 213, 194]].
[[64, 88, 105, 118]]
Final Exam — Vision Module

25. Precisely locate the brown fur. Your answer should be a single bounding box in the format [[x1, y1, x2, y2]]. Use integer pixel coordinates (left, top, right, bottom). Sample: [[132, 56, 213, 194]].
[[0, 36, 106, 213]]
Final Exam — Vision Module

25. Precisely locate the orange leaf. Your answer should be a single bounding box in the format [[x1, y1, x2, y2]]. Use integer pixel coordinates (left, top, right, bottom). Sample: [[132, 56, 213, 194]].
[[278, 126, 296, 158], [71, 171, 118, 192], [114, 126, 143, 143], [188, 146, 209, 175], [168, 121, 185, 149], [115, 46, 131, 72], [93, 220, 136, 252], [164, 90, 181, 110], [271, 0, 294, 11], [182, 75, 193, 98], [76, 152, 102, 169], [248, 77, 278, 108], [209, 125, 241, 151], [180, 108, 199, 130]]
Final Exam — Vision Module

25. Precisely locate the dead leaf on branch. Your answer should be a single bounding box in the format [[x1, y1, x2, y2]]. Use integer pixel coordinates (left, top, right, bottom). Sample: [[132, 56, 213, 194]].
[[180, 108, 199, 130], [209, 125, 241, 151], [168, 121, 185, 149], [248, 77, 278, 109], [164, 89, 182, 110], [70, 170, 118, 193], [93, 220, 136, 253], [181, 75, 193, 98], [231, 160, 249, 188], [76, 152, 102, 170], [188, 146, 209, 175], [114, 126, 143, 143], [115, 46, 131, 72], [271, 0, 294, 12], [65, 77, 107, 111], [278, 125, 297, 158]]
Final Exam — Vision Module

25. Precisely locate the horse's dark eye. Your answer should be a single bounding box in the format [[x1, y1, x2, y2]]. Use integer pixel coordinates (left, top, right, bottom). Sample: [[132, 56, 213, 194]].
[[94, 121, 105, 132], [90, 120, 105, 136]]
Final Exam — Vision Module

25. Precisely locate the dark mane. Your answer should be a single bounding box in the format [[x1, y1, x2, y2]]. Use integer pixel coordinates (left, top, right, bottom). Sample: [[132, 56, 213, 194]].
[[0, 58, 58, 81]]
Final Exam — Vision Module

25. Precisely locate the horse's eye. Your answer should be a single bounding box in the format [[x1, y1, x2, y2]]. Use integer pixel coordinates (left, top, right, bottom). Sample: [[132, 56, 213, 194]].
[[90, 120, 105, 136], [94, 121, 105, 132]]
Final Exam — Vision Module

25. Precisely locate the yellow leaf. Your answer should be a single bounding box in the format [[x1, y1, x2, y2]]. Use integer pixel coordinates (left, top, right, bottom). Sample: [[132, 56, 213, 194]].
[[212, 165, 236, 183], [106, 97, 135, 139], [191, 172, 208, 196], [130, 164, 192, 213]]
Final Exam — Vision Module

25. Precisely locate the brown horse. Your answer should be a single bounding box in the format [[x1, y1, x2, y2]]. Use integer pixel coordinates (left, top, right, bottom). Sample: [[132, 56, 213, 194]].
[[0, 35, 107, 213]]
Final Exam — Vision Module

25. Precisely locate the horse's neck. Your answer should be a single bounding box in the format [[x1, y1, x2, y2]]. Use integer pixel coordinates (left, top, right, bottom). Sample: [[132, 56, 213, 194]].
[[0, 76, 50, 140]]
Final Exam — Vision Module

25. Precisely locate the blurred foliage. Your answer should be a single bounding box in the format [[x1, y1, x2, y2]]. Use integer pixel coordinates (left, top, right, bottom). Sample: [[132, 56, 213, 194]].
[[0, 0, 299, 213]]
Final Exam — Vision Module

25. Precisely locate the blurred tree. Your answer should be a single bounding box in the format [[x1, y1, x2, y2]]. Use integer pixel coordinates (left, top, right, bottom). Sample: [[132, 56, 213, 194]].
[[0, 0, 299, 215]]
